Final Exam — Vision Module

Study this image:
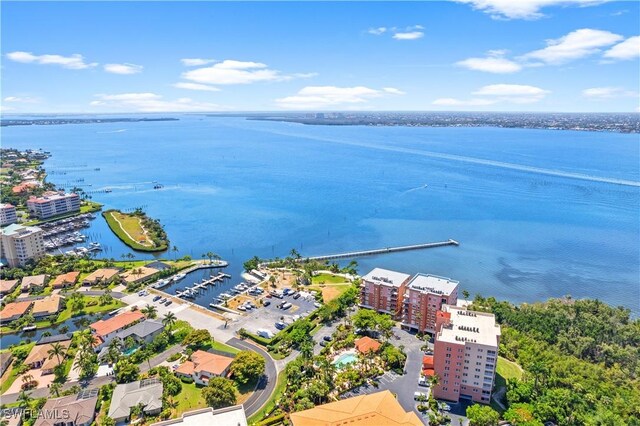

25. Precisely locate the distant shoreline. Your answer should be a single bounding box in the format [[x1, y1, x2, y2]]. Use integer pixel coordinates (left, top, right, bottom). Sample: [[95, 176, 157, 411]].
[[0, 117, 180, 127]]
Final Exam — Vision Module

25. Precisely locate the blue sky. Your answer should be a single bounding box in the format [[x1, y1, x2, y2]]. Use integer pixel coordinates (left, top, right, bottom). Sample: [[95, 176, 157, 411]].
[[2, 1, 639, 113]]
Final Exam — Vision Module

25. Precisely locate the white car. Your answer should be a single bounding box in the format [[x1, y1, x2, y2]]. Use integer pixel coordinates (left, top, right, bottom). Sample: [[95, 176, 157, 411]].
[[314, 302, 322, 308], [439, 403, 451, 411]]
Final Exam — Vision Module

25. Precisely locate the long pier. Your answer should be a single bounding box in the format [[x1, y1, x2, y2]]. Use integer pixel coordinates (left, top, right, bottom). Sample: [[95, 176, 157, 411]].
[[300, 239, 459, 262], [175, 272, 231, 298]]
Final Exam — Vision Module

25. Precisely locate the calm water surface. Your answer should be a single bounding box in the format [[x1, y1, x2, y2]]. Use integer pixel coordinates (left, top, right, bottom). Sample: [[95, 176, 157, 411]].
[[3, 116, 639, 313]]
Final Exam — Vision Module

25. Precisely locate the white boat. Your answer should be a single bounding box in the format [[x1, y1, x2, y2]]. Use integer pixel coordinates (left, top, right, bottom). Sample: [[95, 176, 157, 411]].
[[172, 273, 186, 282], [219, 293, 231, 299], [22, 325, 37, 332]]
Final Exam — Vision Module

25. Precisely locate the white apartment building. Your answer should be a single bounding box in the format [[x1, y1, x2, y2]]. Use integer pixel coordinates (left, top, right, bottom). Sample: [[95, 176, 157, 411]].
[[27, 192, 81, 219], [1, 224, 46, 267], [0, 204, 18, 226]]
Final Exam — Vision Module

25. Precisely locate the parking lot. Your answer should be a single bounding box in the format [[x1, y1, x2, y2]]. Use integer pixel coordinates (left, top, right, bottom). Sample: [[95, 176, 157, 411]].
[[231, 290, 319, 336]]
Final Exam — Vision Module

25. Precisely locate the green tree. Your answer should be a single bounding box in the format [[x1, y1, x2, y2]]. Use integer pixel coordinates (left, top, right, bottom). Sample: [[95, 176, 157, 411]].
[[202, 377, 237, 409], [114, 358, 140, 383], [230, 351, 265, 385], [141, 304, 158, 319], [466, 404, 500, 426], [47, 342, 65, 365], [162, 312, 177, 330], [182, 329, 212, 349]]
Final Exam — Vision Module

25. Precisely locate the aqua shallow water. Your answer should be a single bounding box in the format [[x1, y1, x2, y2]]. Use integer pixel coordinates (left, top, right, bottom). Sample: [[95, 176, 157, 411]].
[[333, 351, 358, 368], [2, 116, 638, 313]]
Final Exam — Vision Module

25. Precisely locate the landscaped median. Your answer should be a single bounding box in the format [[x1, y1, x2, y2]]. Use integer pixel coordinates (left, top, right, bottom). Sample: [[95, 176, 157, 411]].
[[102, 208, 169, 252]]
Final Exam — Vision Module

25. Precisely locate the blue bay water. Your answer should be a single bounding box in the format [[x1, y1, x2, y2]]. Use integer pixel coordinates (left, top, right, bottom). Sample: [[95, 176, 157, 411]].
[[2, 116, 639, 313]]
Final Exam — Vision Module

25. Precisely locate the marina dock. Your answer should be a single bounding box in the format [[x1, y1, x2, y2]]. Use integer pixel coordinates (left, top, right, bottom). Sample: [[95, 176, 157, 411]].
[[300, 239, 459, 262], [175, 272, 231, 298]]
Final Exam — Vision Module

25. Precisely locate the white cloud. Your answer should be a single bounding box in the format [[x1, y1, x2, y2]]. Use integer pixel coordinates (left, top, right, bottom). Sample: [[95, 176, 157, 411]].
[[172, 82, 221, 92], [582, 87, 637, 98], [432, 98, 497, 106], [181, 59, 312, 85], [457, 51, 522, 73], [521, 28, 623, 64], [90, 92, 220, 112], [602, 36, 640, 60], [104, 63, 143, 75], [368, 27, 387, 35], [6, 51, 97, 69], [275, 86, 404, 109], [0, 105, 16, 112], [434, 83, 551, 107], [383, 87, 406, 95], [181, 58, 216, 66], [454, 0, 609, 20], [3, 96, 39, 103], [392, 31, 424, 40]]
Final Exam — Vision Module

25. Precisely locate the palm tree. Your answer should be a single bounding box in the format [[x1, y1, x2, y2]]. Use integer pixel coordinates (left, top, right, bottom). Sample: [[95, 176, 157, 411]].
[[141, 304, 158, 319], [172, 245, 179, 260], [21, 373, 35, 386], [47, 342, 65, 365], [17, 390, 32, 409], [162, 312, 177, 330], [429, 373, 440, 388], [205, 251, 216, 264], [49, 381, 62, 397]]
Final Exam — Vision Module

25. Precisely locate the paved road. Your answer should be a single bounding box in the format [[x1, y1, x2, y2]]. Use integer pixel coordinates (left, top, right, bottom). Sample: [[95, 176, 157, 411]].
[[226, 337, 277, 418]]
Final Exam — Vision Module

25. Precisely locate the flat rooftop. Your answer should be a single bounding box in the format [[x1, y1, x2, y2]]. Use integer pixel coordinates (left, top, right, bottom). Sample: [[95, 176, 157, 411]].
[[362, 268, 411, 288], [438, 305, 501, 347], [1, 223, 43, 237], [407, 273, 459, 296]]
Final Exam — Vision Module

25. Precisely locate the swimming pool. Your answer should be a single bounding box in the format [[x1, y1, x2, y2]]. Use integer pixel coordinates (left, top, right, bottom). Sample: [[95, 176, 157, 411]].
[[332, 351, 358, 369]]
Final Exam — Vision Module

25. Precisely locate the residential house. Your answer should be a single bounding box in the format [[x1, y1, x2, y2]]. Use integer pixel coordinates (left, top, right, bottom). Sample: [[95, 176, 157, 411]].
[[51, 271, 80, 289], [32, 295, 62, 319], [90, 310, 145, 346], [0, 301, 33, 325], [151, 406, 248, 426], [24, 338, 71, 374], [120, 266, 160, 285], [97, 319, 164, 356], [20, 274, 48, 293], [175, 350, 234, 385], [289, 390, 423, 426], [0, 352, 13, 376], [33, 392, 98, 426], [108, 379, 163, 423], [0, 279, 20, 296], [354, 336, 381, 354], [145, 261, 172, 271], [82, 268, 120, 286]]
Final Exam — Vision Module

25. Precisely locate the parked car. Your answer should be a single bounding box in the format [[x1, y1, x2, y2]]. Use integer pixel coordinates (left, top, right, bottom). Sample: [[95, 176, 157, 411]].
[[281, 302, 292, 310], [319, 340, 328, 347], [439, 403, 451, 411], [275, 321, 286, 330], [292, 293, 301, 300], [314, 302, 322, 308], [418, 377, 429, 387], [323, 335, 333, 342], [263, 300, 271, 306], [152, 295, 161, 302], [164, 300, 172, 306], [237, 305, 246, 312], [414, 392, 428, 401], [159, 298, 167, 304], [257, 329, 274, 339]]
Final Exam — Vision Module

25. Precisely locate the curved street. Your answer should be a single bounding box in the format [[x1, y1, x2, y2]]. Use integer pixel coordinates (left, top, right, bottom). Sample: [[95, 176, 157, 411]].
[[226, 337, 278, 418]]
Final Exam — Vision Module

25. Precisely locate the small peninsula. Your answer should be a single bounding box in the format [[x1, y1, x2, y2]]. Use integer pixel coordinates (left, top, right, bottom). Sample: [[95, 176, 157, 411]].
[[102, 208, 169, 252]]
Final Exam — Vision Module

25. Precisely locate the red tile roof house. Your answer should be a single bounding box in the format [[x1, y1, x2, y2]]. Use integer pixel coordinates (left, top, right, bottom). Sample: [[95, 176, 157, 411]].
[[175, 350, 234, 385], [33, 393, 98, 426], [90, 310, 145, 347], [20, 274, 48, 293], [51, 271, 80, 289], [0, 301, 33, 325], [0, 279, 20, 296], [354, 336, 382, 354]]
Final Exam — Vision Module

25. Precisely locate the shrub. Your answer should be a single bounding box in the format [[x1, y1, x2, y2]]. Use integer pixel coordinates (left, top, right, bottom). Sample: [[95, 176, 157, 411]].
[[180, 376, 194, 384]]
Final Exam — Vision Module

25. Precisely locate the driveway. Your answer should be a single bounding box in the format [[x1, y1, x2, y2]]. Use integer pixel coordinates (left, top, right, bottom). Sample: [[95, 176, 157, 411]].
[[226, 337, 277, 417]]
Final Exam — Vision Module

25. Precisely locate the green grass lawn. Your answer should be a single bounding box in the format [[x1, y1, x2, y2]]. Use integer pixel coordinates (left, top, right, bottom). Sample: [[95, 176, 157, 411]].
[[492, 356, 524, 412], [0, 342, 36, 394], [311, 273, 349, 284], [210, 341, 241, 355], [173, 381, 206, 415], [56, 297, 124, 322], [307, 283, 352, 303]]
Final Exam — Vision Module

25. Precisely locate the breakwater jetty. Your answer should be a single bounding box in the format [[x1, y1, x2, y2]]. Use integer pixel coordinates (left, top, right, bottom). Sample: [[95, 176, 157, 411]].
[[300, 239, 459, 262]]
